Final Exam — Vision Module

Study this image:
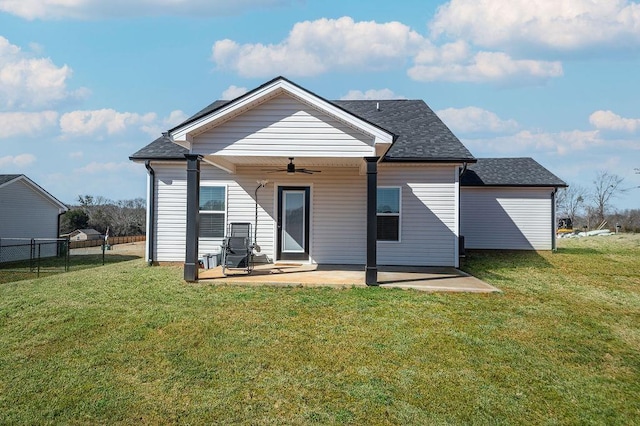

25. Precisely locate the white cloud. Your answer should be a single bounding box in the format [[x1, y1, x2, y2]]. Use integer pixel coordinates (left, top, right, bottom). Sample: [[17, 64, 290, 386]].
[[221, 85, 248, 100], [69, 151, 83, 159], [212, 17, 427, 77], [212, 16, 564, 85], [0, 36, 87, 110], [140, 110, 188, 137], [436, 107, 519, 134], [463, 129, 603, 156], [0, 153, 36, 167], [589, 110, 640, 132], [0, 111, 58, 138], [409, 50, 563, 83], [0, 0, 294, 20], [60, 109, 157, 136], [341, 88, 403, 100], [74, 161, 140, 174], [430, 0, 640, 51]]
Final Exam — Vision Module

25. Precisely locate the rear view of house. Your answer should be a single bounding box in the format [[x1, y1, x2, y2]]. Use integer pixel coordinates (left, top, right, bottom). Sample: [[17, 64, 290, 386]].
[[0, 175, 68, 262], [130, 77, 566, 284]]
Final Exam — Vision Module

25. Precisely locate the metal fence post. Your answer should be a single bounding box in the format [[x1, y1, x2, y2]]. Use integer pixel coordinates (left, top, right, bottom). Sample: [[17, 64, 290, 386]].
[[30, 238, 35, 272], [37, 243, 41, 278], [66, 238, 70, 272]]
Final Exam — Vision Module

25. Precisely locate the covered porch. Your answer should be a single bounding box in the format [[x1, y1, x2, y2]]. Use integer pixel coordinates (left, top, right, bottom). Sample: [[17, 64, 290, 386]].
[[183, 154, 381, 284]]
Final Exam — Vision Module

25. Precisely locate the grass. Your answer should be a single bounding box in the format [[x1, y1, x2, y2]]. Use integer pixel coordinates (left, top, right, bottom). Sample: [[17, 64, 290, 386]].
[[0, 235, 638, 424]]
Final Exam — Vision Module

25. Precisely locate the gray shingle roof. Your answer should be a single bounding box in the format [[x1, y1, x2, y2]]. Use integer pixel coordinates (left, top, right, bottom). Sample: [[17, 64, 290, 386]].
[[461, 158, 567, 187], [334, 100, 474, 161], [0, 174, 21, 185], [130, 134, 188, 160], [131, 98, 474, 162]]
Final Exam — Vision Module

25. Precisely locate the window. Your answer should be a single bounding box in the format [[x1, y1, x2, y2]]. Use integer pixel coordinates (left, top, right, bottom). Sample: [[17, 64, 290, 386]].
[[199, 186, 226, 238], [377, 187, 401, 241]]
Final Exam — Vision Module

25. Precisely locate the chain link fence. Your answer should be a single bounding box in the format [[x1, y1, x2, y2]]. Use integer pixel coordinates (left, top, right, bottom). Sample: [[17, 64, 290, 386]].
[[0, 238, 70, 279], [0, 237, 145, 283]]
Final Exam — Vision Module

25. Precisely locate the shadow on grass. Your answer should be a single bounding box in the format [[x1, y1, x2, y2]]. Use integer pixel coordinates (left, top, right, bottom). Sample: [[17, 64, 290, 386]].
[[69, 254, 141, 267], [555, 247, 602, 255], [461, 250, 553, 283]]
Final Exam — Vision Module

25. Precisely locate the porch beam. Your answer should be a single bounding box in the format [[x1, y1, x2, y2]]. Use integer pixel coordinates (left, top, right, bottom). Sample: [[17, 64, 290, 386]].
[[184, 154, 202, 282], [365, 156, 379, 286], [205, 155, 237, 174]]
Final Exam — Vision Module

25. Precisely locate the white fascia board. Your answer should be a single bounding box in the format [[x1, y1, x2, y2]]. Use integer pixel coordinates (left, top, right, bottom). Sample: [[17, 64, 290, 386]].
[[170, 78, 395, 145]]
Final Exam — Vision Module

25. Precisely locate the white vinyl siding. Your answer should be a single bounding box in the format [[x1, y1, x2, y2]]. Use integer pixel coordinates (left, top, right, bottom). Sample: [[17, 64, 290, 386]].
[[377, 165, 459, 267], [193, 94, 376, 158], [0, 179, 61, 240], [152, 163, 275, 262], [153, 163, 187, 261], [0, 179, 64, 262], [151, 162, 460, 267], [460, 187, 554, 250]]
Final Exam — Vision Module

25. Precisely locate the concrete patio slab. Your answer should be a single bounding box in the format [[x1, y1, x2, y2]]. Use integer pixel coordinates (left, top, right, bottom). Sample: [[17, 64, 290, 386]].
[[198, 264, 500, 293]]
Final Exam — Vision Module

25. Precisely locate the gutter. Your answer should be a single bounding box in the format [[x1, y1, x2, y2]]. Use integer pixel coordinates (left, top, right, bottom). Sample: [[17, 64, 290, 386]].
[[551, 188, 557, 252], [145, 161, 156, 265]]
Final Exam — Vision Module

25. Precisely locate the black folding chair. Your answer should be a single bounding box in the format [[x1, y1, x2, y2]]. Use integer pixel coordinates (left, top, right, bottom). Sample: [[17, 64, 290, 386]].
[[220, 222, 254, 276]]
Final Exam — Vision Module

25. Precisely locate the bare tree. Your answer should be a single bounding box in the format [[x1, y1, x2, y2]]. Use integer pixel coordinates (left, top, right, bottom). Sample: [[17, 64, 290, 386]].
[[556, 184, 587, 225], [590, 171, 628, 224], [73, 195, 146, 236]]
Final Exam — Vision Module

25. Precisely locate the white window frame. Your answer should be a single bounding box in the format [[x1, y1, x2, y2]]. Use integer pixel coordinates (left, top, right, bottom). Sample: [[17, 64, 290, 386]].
[[199, 183, 227, 239], [377, 186, 402, 243]]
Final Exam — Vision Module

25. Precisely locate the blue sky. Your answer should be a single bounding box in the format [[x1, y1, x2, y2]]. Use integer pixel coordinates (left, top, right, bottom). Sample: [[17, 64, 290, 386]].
[[1, 0, 639, 209]]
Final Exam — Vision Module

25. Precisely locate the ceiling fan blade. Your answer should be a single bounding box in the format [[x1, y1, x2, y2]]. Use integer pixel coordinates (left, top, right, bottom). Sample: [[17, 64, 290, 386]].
[[298, 169, 321, 173], [297, 169, 313, 174]]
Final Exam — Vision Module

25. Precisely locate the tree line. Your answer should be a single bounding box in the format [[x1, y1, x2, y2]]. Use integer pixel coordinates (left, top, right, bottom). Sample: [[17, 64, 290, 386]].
[[557, 170, 640, 233], [60, 195, 146, 236]]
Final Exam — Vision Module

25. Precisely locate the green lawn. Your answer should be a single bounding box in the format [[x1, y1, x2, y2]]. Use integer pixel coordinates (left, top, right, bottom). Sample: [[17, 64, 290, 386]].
[[0, 235, 638, 424]]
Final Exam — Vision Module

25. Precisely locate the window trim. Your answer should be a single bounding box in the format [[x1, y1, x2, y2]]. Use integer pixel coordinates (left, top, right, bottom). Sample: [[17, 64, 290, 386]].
[[199, 183, 227, 239], [377, 186, 402, 243]]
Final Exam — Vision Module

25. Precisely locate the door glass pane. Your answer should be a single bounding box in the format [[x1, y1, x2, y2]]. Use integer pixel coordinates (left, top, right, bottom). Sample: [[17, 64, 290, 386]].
[[283, 191, 305, 252]]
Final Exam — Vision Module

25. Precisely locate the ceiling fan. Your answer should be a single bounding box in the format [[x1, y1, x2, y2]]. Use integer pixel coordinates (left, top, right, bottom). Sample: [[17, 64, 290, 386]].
[[266, 157, 321, 175]]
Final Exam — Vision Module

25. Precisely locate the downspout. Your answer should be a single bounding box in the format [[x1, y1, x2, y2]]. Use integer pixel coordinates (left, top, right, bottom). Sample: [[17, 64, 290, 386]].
[[551, 188, 557, 252], [57, 210, 66, 238], [145, 161, 156, 265]]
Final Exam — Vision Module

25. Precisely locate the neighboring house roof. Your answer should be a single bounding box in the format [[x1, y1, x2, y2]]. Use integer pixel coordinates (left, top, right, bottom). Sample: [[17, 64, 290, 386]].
[[130, 77, 475, 163], [71, 228, 101, 236], [0, 174, 68, 211], [461, 158, 567, 187], [0, 174, 21, 186]]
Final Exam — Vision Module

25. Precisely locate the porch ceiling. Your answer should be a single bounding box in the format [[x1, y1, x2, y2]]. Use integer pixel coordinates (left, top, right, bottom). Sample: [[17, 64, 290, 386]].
[[205, 155, 364, 168]]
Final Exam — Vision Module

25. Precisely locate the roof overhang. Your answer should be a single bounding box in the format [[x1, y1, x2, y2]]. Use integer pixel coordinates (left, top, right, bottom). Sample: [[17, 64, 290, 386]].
[[0, 175, 68, 213], [168, 76, 395, 148]]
